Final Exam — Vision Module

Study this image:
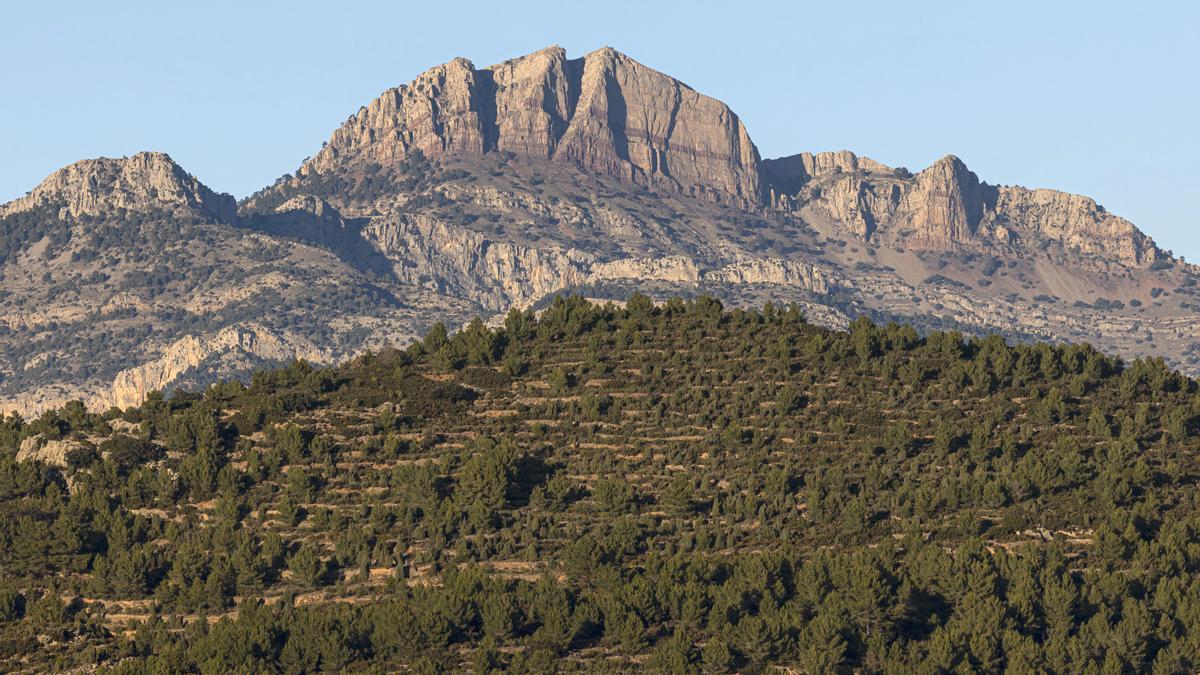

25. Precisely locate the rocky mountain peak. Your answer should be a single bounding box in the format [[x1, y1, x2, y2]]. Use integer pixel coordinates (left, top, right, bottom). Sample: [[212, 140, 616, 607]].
[[280, 45, 1160, 269], [1, 151, 236, 222], [894, 154, 989, 245], [765, 150, 1159, 265], [297, 46, 763, 205]]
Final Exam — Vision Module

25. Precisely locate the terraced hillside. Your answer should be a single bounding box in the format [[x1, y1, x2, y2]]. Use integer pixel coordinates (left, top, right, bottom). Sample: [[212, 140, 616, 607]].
[[2, 296, 1199, 672]]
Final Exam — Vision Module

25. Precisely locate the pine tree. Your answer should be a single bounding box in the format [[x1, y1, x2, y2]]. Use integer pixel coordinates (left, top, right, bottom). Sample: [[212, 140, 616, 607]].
[[701, 637, 735, 674], [288, 543, 326, 588]]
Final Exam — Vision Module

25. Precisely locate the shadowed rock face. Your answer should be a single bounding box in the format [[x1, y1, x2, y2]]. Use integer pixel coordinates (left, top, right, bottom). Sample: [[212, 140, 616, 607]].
[[301, 46, 763, 205]]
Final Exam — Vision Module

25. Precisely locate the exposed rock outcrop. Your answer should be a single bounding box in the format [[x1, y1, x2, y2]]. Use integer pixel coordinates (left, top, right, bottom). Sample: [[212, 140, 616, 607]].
[[992, 187, 1156, 265], [767, 150, 1158, 266], [762, 150, 894, 196], [247, 194, 352, 245], [278, 46, 1159, 266], [1, 151, 236, 222], [892, 155, 989, 247], [552, 47, 762, 203], [589, 256, 834, 293], [275, 194, 345, 226], [298, 46, 762, 205], [590, 256, 702, 284], [704, 259, 833, 292], [489, 46, 576, 159], [16, 436, 80, 468], [362, 215, 594, 309], [103, 323, 332, 409]]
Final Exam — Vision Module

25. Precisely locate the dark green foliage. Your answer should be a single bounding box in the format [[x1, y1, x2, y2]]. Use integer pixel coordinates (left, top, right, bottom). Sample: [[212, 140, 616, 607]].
[[287, 543, 327, 588], [99, 435, 161, 475], [4, 294, 1200, 671]]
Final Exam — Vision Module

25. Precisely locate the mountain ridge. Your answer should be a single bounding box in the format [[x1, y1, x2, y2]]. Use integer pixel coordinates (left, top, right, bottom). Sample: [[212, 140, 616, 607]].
[[0, 45, 1195, 414], [249, 45, 1159, 268]]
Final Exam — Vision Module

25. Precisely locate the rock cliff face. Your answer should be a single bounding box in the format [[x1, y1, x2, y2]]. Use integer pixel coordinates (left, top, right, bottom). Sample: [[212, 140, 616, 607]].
[[991, 186, 1156, 265], [362, 213, 594, 309], [1, 151, 236, 222], [765, 151, 905, 239], [892, 156, 989, 247], [762, 150, 893, 195], [299, 46, 762, 205], [360, 214, 833, 311], [103, 323, 332, 409], [15, 436, 78, 468], [766, 151, 1158, 266]]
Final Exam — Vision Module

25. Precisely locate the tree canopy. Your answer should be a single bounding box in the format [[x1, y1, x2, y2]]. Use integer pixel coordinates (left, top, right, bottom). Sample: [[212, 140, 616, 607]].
[[1, 294, 1199, 672]]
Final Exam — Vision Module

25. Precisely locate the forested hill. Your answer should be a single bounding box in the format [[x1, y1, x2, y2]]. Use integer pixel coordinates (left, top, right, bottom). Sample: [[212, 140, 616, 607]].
[[2, 295, 1200, 672]]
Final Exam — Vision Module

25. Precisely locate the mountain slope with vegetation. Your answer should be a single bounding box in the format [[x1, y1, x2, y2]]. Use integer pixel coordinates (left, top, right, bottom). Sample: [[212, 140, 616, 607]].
[[2, 296, 1199, 672]]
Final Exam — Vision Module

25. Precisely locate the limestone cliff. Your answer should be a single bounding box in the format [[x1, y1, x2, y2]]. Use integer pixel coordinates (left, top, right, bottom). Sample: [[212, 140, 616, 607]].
[[766, 151, 1158, 266], [275, 46, 1160, 267], [992, 186, 1156, 265], [551, 47, 761, 203], [360, 217, 833, 311], [363, 213, 594, 309], [892, 155, 989, 247], [762, 150, 894, 196], [297, 46, 762, 205], [102, 323, 332, 409]]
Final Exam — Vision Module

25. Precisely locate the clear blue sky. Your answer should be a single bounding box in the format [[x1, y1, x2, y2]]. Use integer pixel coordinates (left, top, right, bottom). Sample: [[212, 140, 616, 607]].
[[2, 1, 1197, 257]]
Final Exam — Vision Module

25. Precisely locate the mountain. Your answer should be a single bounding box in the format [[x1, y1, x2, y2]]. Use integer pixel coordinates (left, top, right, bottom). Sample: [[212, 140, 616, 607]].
[[0, 151, 236, 223], [291, 46, 762, 205], [4, 297, 1200, 671], [764, 151, 1158, 266], [3, 46, 1199, 413], [0, 153, 479, 414]]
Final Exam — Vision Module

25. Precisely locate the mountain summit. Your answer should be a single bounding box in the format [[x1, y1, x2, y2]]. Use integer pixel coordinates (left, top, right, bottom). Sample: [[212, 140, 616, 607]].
[[296, 46, 762, 205], [2, 152, 236, 223]]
